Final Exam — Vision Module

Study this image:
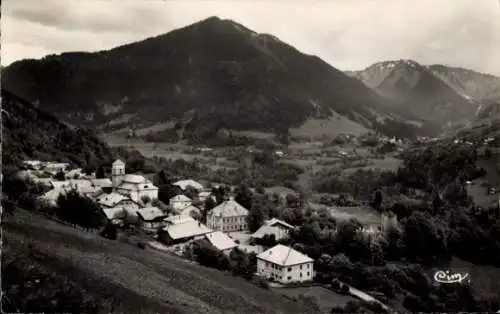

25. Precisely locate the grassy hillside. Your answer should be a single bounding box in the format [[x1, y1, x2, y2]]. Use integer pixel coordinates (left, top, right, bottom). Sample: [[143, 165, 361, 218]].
[[3, 209, 311, 314]]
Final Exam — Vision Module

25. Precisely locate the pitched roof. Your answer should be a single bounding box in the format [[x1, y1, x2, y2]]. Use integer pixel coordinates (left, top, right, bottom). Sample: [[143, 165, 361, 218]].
[[91, 178, 113, 188], [41, 188, 67, 203], [264, 218, 295, 230], [209, 200, 249, 217], [50, 180, 71, 189], [179, 205, 201, 217], [251, 225, 290, 240], [97, 192, 129, 207], [205, 231, 237, 251], [102, 207, 125, 220], [257, 244, 313, 266], [172, 179, 204, 191], [162, 221, 212, 240], [164, 215, 195, 225], [112, 159, 125, 166], [136, 207, 165, 221], [122, 174, 147, 184], [68, 179, 93, 189], [170, 194, 192, 202]]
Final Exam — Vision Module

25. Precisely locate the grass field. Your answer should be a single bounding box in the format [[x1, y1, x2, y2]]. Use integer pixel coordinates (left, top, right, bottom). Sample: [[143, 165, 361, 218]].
[[290, 116, 369, 138], [272, 286, 357, 312], [449, 257, 500, 299], [3, 209, 312, 314], [329, 206, 382, 226]]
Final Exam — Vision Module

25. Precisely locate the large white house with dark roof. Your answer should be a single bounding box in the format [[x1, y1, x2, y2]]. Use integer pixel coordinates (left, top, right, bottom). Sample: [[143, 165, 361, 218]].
[[206, 198, 249, 232], [257, 244, 314, 284]]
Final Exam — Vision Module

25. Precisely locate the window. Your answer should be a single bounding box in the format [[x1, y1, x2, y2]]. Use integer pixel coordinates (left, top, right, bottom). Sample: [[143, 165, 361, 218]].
[[288, 276, 292, 280], [300, 273, 302, 277], [288, 267, 292, 272], [300, 265, 302, 270], [307, 264, 310, 268], [307, 272, 310, 276]]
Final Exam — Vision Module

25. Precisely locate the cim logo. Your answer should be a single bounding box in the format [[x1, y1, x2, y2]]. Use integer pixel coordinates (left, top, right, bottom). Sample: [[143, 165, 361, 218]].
[[433, 270, 470, 284]]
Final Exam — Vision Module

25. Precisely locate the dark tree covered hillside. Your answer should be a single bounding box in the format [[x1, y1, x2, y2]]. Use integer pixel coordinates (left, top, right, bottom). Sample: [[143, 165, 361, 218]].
[[3, 17, 437, 139], [2, 89, 115, 169]]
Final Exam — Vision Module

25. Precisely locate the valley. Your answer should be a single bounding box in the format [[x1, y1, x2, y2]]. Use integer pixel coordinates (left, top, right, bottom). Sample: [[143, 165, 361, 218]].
[[2, 8, 500, 314]]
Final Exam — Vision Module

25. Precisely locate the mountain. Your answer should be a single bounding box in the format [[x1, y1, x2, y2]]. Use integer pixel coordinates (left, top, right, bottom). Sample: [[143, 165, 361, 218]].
[[1, 88, 116, 170], [348, 60, 478, 128], [426, 65, 500, 104], [2, 16, 437, 140]]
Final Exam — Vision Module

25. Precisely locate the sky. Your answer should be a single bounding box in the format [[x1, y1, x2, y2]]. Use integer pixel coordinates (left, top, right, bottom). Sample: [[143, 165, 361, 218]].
[[2, 0, 500, 75]]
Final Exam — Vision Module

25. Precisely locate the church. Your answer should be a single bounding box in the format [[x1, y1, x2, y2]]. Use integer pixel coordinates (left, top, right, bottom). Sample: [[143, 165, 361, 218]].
[[111, 159, 159, 203]]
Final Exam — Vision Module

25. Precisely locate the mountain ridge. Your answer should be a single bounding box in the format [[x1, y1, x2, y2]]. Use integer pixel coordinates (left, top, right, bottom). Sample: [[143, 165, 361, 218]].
[[348, 59, 482, 128], [2, 16, 437, 140]]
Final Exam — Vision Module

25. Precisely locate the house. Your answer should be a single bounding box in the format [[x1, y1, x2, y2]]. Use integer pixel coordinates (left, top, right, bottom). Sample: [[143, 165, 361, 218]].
[[23, 160, 43, 170], [251, 218, 296, 241], [43, 162, 70, 173], [40, 188, 68, 206], [158, 220, 213, 245], [206, 198, 249, 232], [169, 194, 192, 211], [179, 204, 201, 217], [172, 179, 204, 191], [91, 178, 113, 189], [257, 244, 314, 284], [50, 180, 71, 190], [198, 191, 215, 202], [101, 207, 128, 225], [164, 214, 196, 225], [65, 168, 83, 179], [203, 231, 237, 254], [68, 179, 93, 190], [97, 192, 140, 211], [136, 207, 168, 229]]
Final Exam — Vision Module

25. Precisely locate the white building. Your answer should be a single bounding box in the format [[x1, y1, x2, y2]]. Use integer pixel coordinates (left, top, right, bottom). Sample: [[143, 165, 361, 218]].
[[91, 178, 113, 189], [164, 215, 196, 225], [172, 179, 204, 191], [251, 218, 295, 241], [179, 204, 201, 217], [206, 199, 249, 232], [257, 244, 314, 284], [110, 160, 158, 203], [204, 231, 237, 254], [198, 191, 215, 202], [96, 192, 140, 211], [159, 220, 213, 245], [169, 194, 192, 211], [44, 162, 70, 174], [111, 159, 126, 187], [136, 207, 167, 229]]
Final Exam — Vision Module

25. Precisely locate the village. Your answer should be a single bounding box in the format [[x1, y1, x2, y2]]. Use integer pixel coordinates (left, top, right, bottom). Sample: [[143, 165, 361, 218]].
[[13, 157, 399, 306]]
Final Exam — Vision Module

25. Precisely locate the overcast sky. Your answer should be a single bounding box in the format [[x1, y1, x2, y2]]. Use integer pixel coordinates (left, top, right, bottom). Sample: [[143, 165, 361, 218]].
[[2, 0, 500, 75]]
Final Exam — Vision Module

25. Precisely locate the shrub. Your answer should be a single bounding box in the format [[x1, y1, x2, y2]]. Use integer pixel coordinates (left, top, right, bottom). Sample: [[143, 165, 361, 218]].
[[331, 278, 341, 290], [339, 284, 350, 295]]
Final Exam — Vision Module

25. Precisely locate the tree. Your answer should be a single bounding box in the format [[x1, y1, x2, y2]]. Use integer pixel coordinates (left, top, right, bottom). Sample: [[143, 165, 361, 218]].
[[95, 165, 106, 179], [54, 170, 65, 181], [56, 190, 104, 229], [203, 197, 216, 223]]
